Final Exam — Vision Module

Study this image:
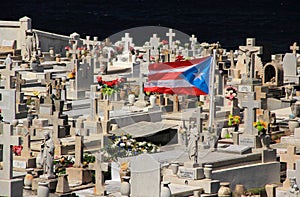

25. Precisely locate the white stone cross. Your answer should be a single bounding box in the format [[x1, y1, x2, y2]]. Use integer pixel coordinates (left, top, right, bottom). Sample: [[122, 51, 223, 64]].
[[189, 34, 197, 56], [290, 42, 299, 55], [137, 72, 147, 100], [74, 135, 83, 167], [121, 33, 133, 53], [2, 54, 16, 89], [241, 92, 261, 135], [280, 145, 300, 188], [0, 123, 22, 179], [166, 29, 175, 50], [149, 34, 160, 56]]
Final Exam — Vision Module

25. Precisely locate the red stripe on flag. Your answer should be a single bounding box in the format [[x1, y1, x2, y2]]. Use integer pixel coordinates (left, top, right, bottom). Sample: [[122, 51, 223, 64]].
[[148, 56, 210, 71], [144, 87, 206, 96], [148, 72, 183, 81]]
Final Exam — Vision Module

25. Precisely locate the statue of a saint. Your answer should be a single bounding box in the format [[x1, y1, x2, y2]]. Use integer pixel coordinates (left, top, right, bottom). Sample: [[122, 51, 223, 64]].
[[40, 131, 55, 179]]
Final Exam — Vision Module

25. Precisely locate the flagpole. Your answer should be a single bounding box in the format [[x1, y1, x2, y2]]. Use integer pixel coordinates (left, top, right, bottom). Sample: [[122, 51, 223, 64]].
[[208, 50, 217, 143]]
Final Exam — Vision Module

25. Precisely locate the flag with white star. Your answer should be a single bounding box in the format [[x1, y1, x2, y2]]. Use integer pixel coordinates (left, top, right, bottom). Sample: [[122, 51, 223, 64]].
[[180, 56, 212, 94]]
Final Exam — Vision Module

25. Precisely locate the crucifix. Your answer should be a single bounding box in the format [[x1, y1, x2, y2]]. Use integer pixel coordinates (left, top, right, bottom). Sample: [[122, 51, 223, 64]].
[[0, 123, 22, 179], [239, 38, 262, 79], [290, 42, 299, 55], [166, 29, 175, 51]]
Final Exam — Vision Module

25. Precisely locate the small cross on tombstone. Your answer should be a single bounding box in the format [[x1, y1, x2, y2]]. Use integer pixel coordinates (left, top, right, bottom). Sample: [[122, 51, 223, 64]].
[[137, 72, 147, 101], [12, 73, 26, 93], [2, 54, 16, 89], [21, 130, 32, 158], [0, 123, 22, 179], [280, 145, 300, 188], [83, 36, 94, 51], [290, 42, 299, 55], [74, 135, 83, 167], [149, 34, 160, 56], [241, 92, 261, 135], [121, 33, 133, 53], [166, 29, 175, 50], [99, 100, 113, 122], [189, 107, 208, 163], [189, 34, 198, 56], [98, 100, 113, 134], [143, 43, 152, 62], [94, 152, 106, 195]]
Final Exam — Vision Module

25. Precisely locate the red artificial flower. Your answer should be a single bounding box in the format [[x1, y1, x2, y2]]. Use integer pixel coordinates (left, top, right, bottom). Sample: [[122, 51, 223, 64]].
[[13, 145, 23, 156], [65, 46, 71, 50], [97, 76, 103, 83], [176, 55, 184, 61], [162, 40, 168, 45]]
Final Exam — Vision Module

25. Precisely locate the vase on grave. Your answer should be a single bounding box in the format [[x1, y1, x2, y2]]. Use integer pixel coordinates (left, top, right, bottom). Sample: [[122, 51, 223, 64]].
[[288, 119, 299, 135], [234, 184, 246, 197], [37, 181, 50, 197], [24, 168, 34, 190], [120, 176, 130, 196], [218, 182, 232, 197], [204, 164, 213, 179], [128, 94, 135, 104], [169, 162, 179, 175], [260, 133, 271, 149], [120, 89, 126, 100], [161, 181, 172, 197], [149, 95, 157, 107]]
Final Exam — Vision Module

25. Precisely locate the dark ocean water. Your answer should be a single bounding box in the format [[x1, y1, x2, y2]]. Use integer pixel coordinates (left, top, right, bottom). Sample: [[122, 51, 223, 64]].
[[1, 0, 300, 54]]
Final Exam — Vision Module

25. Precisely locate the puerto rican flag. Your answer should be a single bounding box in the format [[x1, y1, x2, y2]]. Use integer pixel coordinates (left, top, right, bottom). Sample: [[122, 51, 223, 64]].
[[144, 56, 213, 96]]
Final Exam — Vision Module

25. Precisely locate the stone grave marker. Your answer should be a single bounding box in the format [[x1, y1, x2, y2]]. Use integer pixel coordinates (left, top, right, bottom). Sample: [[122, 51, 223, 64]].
[[220, 145, 252, 155], [290, 42, 299, 55], [283, 53, 298, 84], [166, 28, 175, 50], [280, 145, 300, 188], [189, 34, 197, 57], [0, 123, 23, 197], [121, 33, 134, 53], [149, 34, 160, 56], [131, 153, 161, 197], [241, 92, 261, 135]]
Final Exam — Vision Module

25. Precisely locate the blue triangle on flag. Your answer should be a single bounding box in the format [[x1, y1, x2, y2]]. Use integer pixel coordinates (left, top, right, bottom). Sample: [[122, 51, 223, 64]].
[[180, 57, 212, 94]]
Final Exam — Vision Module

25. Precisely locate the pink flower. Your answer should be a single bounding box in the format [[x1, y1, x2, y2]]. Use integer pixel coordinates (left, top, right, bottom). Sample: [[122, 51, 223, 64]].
[[162, 40, 168, 45]]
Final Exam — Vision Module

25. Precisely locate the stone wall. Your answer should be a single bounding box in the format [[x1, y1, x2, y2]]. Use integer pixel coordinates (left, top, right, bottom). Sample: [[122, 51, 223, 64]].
[[212, 162, 280, 190]]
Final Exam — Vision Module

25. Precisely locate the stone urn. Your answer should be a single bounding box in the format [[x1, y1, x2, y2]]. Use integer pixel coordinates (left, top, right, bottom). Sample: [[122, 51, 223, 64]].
[[289, 119, 299, 134], [128, 94, 135, 104], [119, 89, 126, 101], [234, 184, 246, 197], [169, 162, 179, 175], [36, 152, 43, 169], [218, 182, 232, 197], [204, 164, 213, 179], [24, 168, 34, 190], [149, 95, 157, 107], [161, 181, 172, 197], [37, 181, 50, 197], [120, 176, 130, 196]]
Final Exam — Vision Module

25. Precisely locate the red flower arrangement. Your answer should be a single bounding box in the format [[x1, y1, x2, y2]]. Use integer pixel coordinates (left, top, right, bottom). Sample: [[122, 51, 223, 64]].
[[97, 76, 124, 96], [12, 145, 23, 156]]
